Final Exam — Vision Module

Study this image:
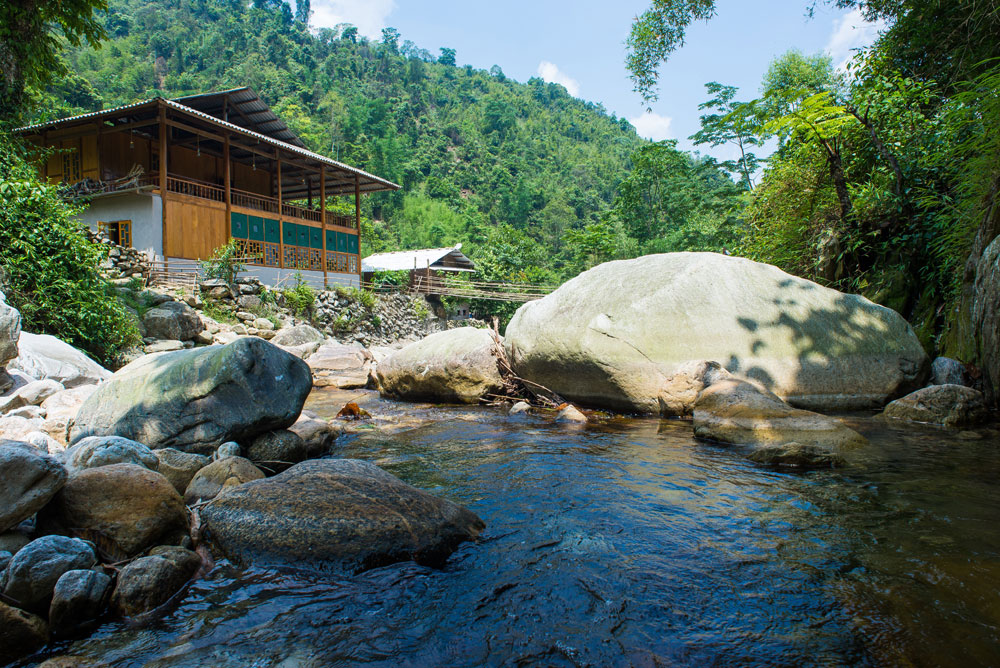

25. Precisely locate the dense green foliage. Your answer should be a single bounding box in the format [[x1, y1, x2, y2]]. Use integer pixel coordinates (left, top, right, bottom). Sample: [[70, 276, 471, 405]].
[[631, 0, 1000, 353], [0, 0, 108, 122], [0, 136, 140, 365]]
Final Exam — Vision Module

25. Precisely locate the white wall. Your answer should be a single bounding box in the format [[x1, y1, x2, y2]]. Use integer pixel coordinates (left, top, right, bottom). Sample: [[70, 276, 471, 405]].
[[76, 192, 163, 257], [166, 259, 360, 290]]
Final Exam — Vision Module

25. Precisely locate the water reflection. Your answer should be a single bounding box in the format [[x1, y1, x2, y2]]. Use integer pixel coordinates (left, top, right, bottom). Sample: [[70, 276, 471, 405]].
[[23, 389, 1000, 667]]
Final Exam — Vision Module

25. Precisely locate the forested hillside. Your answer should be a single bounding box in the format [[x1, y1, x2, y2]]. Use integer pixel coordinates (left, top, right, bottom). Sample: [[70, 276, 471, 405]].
[[31, 0, 742, 294]]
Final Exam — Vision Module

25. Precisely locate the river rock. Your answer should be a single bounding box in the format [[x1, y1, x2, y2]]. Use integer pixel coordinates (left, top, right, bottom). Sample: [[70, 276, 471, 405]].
[[9, 332, 111, 388], [656, 360, 733, 417], [246, 430, 309, 473], [111, 546, 200, 618], [509, 401, 531, 415], [0, 379, 65, 413], [0, 550, 11, 572], [6, 405, 45, 419], [747, 442, 847, 468], [200, 459, 485, 574], [40, 386, 98, 423], [882, 384, 989, 427], [49, 569, 112, 635], [42, 464, 188, 557], [144, 340, 184, 354], [377, 328, 503, 404], [0, 601, 48, 664], [0, 530, 31, 555], [930, 357, 970, 387], [277, 341, 321, 360], [155, 448, 210, 495], [142, 301, 204, 342], [0, 441, 67, 532], [287, 412, 340, 455], [505, 252, 928, 413], [271, 324, 324, 347], [1, 535, 96, 613], [184, 456, 264, 504], [693, 379, 867, 458], [213, 441, 242, 460], [556, 404, 588, 423], [69, 338, 312, 455], [62, 436, 159, 474], [308, 342, 371, 388]]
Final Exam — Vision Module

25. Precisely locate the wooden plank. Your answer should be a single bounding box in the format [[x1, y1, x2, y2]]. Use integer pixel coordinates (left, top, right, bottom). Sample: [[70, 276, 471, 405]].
[[277, 151, 283, 269], [320, 165, 327, 288], [224, 132, 232, 246], [163, 194, 227, 260], [158, 105, 167, 268], [355, 175, 362, 281]]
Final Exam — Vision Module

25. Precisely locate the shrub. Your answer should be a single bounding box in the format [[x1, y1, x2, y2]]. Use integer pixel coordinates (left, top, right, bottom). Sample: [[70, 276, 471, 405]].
[[0, 136, 140, 366], [282, 272, 315, 316], [200, 239, 245, 285]]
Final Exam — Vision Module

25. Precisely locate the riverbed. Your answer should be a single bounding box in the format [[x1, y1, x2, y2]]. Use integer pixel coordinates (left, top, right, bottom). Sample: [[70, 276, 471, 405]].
[[26, 388, 1000, 667]]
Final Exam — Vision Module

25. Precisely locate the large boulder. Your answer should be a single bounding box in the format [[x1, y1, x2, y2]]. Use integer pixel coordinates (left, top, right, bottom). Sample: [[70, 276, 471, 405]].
[[271, 324, 324, 347], [183, 456, 264, 505], [1, 535, 96, 613], [930, 357, 970, 387], [0, 441, 67, 532], [40, 385, 98, 424], [882, 384, 989, 427], [69, 338, 312, 455], [376, 328, 503, 404], [308, 342, 371, 389], [48, 569, 112, 636], [111, 546, 200, 618], [693, 379, 867, 461], [971, 235, 1000, 403], [9, 332, 111, 388], [62, 436, 159, 474], [200, 459, 485, 574], [41, 464, 188, 558], [141, 301, 204, 342], [505, 252, 928, 413]]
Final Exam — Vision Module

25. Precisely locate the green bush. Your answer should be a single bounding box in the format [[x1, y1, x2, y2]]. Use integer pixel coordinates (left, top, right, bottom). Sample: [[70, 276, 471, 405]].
[[0, 135, 140, 366], [282, 273, 315, 316], [200, 239, 245, 285]]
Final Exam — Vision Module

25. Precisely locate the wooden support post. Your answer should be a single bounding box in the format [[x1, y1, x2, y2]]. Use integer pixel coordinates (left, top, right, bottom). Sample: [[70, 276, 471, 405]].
[[307, 178, 313, 209], [223, 132, 231, 231], [158, 105, 168, 269], [320, 165, 327, 289], [277, 151, 284, 270], [355, 175, 362, 283]]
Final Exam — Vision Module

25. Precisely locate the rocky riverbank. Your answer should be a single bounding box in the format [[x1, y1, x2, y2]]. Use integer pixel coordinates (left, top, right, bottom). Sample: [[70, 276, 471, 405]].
[[1, 251, 995, 664]]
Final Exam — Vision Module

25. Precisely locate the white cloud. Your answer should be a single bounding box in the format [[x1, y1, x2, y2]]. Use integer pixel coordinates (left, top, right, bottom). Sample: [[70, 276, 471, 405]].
[[310, 0, 396, 40], [826, 8, 887, 70], [629, 112, 673, 141], [537, 61, 580, 97]]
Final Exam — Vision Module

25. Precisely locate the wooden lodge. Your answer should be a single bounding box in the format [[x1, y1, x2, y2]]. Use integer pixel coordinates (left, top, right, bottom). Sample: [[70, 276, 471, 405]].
[[17, 87, 400, 287]]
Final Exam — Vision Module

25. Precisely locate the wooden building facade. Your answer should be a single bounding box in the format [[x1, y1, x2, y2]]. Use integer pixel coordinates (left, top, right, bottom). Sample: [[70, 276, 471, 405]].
[[18, 88, 399, 287]]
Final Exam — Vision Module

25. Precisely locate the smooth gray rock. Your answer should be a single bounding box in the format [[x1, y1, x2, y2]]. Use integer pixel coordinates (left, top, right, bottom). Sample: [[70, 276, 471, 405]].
[[62, 436, 159, 474], [930, 357, 970, 387], [0, 530, 31, 555], [200, 459, 485, 574], [0, 440, 67, 533], [9, 332, 111, 388], [693, 379, 868, 456], [184, 456, 264, 505], [505, 252, 929, 413], [0, 550, 11, 573], [111, 546, 200, 617], [69, 338, 312, 455], [883, 384, 989, 427], [1, 535, 96, 613], [213, 442, 242, 460], [49, 569, 112, 635], [747, 442, 847, 468], [377, 328, 503, 404], [509, 401, 531, 415], [0, 379, 64, 413], [271, 324, 324, 347], [155, 448, 210, 495], [142, 301, 204, 342]]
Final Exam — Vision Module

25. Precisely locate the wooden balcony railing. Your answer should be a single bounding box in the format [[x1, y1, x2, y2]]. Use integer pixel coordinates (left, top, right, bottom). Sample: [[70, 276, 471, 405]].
[[159, 174, 357, 229]]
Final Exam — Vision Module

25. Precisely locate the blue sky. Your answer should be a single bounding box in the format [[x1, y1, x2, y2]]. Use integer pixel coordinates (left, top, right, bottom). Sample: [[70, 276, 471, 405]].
[[307, 0, 884, 160]]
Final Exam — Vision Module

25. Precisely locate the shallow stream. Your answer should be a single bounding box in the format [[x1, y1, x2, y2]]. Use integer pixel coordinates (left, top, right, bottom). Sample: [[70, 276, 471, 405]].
[[25, 388, 1000, 667]]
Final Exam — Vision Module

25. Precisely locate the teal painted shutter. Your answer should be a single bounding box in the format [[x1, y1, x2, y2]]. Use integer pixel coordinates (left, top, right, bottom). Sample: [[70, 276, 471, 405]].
[[248, 216, 264, 241], [230, 212, 248, 238], [296, 226, 310, 248], [283, 222, 297, 247], [347, 234, 359, 254], [264, 218, 280, 243], [309, 227, 322, 249]]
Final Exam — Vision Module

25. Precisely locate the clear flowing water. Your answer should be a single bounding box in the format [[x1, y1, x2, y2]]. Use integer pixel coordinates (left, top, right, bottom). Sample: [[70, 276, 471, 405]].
[[23, 389, 1000, 668]]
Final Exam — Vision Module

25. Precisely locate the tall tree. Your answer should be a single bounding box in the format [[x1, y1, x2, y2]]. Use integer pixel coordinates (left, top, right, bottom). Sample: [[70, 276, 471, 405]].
[[690, 82, 762, 190], [0, 0, 108, 121]]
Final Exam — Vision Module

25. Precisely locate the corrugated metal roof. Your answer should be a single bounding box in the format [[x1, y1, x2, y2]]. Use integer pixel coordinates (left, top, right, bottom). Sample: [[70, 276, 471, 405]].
[[173, 88, 305, 147], [16, 89, 400, 192], [362, 246, 476, 273]]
